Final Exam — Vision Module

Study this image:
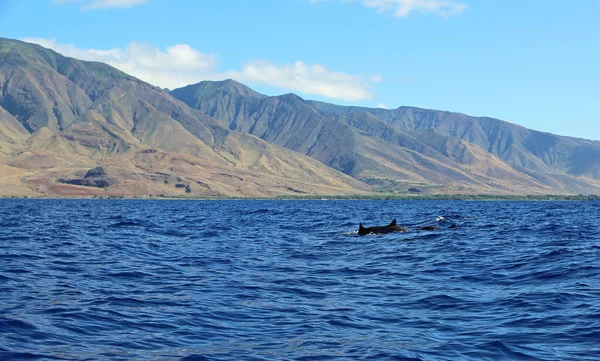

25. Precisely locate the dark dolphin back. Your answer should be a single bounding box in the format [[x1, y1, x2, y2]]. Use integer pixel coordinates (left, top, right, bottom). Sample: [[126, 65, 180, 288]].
[[358, 223, 367, 235]]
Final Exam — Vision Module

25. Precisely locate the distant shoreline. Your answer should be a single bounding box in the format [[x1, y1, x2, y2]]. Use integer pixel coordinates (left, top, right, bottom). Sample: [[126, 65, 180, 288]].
[[2, 194, 599, 201]]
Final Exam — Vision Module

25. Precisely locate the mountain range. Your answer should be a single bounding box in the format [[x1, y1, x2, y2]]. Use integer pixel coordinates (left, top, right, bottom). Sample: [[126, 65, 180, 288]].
[[1, 37, 599, 198]]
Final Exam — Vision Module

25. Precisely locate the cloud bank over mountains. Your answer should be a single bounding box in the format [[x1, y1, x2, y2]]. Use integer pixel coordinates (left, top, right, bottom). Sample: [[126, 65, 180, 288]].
[[40, 0, 469, 103], [23, 38, 379, 101]]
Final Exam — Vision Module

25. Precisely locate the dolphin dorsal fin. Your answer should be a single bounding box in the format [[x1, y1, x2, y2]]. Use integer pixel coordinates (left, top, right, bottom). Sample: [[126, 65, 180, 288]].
[[359, 223, 367, 234], [389, 219, 396, 226]]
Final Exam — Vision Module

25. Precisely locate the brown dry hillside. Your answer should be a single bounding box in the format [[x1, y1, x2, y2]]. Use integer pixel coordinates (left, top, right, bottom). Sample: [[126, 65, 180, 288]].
[[0, 38, 371, 198], [3, 37, 600, 198], [171, 79, 600, 195]]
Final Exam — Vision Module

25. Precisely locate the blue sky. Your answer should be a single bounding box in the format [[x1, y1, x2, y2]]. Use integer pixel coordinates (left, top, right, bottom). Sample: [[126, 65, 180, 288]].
[[0, 0, 599, 140]]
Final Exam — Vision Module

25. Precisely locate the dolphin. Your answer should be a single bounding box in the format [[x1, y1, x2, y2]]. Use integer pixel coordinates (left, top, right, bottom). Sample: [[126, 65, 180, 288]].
[[358, 219, 456, 235], [358, 219, 409, 235], [419, 224, 456, 231]]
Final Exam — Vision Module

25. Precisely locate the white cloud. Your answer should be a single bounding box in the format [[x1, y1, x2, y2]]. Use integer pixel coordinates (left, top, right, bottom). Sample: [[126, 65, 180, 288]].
[[376, 102, 391, 109], [236, 61, 377, 101], [22, 38, 378, 101], [53, 0, 149, 10], [84, 0, 148, 10], [312, 0, 468, 17]]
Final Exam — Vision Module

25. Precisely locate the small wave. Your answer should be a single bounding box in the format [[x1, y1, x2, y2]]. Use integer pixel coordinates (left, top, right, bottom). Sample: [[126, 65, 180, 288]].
[[109, 220, 149, 228], [179, 356, 211, 361], [247, 208, 271, 214], [473, 340, 541, 360], [0, 221, 23, 228], [295, 355, 342, 361], [0, 317, 39, 332], [362, 354, 423, 361], [327, 317, 373, 330], [86, 296, 149, 307], [0, 351, 66, 360], [0, 253, 44, 261], [106, 271, 155, 279], [201, 230, 220, 237], [412, 294, 470, 310]]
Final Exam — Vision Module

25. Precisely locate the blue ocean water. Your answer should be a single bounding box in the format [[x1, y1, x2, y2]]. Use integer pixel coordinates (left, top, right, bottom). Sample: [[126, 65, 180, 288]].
[[0, 199, 599, 361]]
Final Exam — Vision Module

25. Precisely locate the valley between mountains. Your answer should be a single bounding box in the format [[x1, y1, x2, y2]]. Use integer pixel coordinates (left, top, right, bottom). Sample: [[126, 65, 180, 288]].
[[1, 38, 600, 198]]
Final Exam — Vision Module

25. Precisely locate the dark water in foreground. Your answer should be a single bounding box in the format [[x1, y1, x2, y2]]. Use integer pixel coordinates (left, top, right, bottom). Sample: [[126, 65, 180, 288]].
[[1, 199, 599, 361]]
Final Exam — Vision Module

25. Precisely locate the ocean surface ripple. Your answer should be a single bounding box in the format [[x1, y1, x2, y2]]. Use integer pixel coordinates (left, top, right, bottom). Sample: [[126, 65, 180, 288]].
[[1, 199, 599, 360]]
